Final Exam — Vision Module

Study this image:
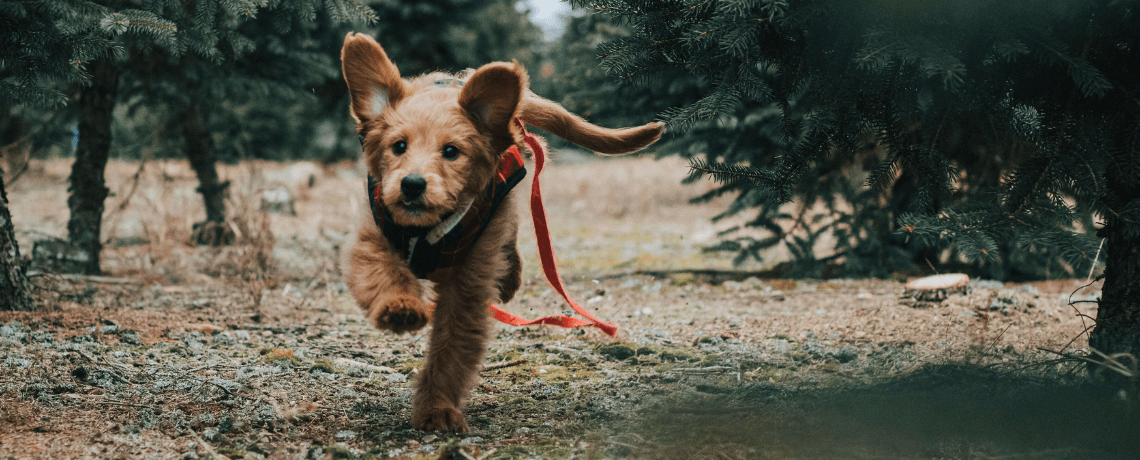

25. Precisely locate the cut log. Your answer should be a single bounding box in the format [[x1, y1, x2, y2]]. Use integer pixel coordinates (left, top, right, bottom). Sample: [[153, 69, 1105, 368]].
[[903, 273, 969, 305]]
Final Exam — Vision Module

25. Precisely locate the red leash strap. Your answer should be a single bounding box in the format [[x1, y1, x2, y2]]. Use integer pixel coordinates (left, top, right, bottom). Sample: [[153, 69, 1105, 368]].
[[488, 121, 618, 337]]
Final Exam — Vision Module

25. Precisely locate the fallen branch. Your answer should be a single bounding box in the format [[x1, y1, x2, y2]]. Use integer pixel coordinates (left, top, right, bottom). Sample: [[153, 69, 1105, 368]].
[[27, 272, 142, 285]]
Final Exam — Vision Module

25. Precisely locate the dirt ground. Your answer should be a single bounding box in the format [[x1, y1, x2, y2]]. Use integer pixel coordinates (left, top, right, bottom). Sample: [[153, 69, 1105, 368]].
[[1, 154, 1134, 460]]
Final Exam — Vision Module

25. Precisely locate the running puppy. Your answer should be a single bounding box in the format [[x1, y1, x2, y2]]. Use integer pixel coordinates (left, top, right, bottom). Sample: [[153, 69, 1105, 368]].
[[341, 32, 662, 431]]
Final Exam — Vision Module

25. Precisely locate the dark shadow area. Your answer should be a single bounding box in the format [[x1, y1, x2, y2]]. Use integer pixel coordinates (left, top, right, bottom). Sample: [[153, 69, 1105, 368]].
[[620, 365, 1138, 459]]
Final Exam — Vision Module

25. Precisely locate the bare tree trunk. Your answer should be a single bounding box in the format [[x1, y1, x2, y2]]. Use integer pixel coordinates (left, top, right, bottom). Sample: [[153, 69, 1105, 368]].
[[179, 103, 234, 246], [0, 167, 34, 310], [66, 58, 120, 275], [1088, 152, 1140, 385]]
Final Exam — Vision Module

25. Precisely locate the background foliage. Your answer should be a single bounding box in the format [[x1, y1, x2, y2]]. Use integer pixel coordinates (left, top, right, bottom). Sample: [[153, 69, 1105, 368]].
[[559, 0, 1138, 281], [2, 0, 541, 164], [5, 0, 1137, 283]]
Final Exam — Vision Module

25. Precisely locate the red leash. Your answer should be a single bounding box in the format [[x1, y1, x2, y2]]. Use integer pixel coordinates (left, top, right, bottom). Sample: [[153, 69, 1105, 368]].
[[487, 122, 618, 337]]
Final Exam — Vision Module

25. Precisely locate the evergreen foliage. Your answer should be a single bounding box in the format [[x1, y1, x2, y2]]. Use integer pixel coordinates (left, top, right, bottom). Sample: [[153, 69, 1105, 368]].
[[96, 0, 540, 164], [533, 11, 701, 139], [0, 1, 175, 108], [579, 0, 1138, 280]]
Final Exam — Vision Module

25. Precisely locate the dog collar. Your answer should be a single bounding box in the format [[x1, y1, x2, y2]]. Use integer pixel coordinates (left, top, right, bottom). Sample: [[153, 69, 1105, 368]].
[[365, 145, 527, 279]]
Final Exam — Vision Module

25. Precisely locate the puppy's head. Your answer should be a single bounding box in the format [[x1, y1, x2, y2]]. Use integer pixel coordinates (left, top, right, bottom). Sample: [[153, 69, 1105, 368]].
[[342, 32, 525, 227]]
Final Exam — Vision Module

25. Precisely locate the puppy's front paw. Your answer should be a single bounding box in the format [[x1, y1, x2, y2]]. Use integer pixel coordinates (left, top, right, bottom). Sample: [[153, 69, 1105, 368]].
[[412, 405, 467, 432], [367, 295, 430, 333]]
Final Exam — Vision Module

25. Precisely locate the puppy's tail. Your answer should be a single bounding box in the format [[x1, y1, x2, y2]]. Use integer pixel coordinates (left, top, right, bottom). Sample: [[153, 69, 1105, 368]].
[[520, 93, 664, 155]]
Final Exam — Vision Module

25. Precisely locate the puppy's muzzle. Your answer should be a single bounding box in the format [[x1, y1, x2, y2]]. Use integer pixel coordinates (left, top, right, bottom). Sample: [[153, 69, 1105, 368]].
[[400, 174, 427, 203]]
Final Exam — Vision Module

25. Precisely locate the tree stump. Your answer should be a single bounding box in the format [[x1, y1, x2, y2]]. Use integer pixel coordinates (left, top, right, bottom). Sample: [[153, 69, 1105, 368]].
[[903, 273, 969, 307]]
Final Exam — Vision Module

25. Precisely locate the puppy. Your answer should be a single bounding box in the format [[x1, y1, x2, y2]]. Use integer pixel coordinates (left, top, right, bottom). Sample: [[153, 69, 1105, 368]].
[[340, 32, 662, 431]]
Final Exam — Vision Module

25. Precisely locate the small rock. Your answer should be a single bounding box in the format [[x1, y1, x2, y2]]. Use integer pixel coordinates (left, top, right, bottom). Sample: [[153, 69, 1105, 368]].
[[335, 430, 357, 439], [31, 239, 91, 273], [117, 329, 142, 345], [970, 279, 1005, 290], [619, 278, 643, 288], [4, 357, 31, 368], [261, 187, 296, 215], [385, 373, 408, 383]]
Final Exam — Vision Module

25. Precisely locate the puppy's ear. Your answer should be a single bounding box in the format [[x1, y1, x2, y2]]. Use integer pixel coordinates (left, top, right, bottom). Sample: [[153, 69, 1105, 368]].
[[341, 32, 406, 128], [458, 62, 526, 149]]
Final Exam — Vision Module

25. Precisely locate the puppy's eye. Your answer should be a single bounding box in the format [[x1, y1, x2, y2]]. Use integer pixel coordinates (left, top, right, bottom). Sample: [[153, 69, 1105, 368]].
[[442, 145, 460, 160], [392, 140, 407, 156]]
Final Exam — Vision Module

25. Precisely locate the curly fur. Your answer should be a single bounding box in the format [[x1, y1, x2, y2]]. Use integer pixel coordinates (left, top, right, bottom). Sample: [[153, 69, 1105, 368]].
[[340, 32, 663, 431]]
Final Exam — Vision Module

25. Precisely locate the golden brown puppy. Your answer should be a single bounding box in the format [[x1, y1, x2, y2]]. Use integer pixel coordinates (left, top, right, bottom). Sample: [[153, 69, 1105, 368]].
[[341, 32, 663, 431]]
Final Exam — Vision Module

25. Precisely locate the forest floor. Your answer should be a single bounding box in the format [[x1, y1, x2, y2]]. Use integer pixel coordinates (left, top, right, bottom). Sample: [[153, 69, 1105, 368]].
[[1, 154, 1135, 460]]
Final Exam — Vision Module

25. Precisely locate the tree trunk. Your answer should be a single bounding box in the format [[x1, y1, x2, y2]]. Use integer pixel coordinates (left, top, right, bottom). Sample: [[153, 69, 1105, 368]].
[[1088, 154, 1140, 384], [66, 58, 120, 275], [179, 104, 234, 246], [0, 168, 34, 310]]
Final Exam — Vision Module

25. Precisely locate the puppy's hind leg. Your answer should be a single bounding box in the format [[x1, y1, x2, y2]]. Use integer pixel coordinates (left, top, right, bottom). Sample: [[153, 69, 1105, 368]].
[[347, 221, 431, 333]]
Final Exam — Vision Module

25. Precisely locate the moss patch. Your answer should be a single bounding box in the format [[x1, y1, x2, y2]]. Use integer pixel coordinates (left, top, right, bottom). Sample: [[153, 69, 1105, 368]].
[[309, 358, 337, 374], [595, 343, 636, 360]]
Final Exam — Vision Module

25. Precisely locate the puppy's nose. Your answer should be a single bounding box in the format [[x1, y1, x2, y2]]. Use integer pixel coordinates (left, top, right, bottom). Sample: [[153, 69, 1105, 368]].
[[400, 174, 427, 200]]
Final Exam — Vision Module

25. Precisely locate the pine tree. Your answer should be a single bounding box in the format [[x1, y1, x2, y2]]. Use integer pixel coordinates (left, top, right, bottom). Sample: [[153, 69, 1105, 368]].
[[583, 0, 1140, 359], [1, 0, 175, 307], [46, 0, 376, 272], [0, 165, 33, 310]]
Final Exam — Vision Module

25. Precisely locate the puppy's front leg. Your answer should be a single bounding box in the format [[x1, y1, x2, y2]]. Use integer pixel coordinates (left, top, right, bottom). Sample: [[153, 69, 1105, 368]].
[[348, 221, 431, 333], [411, 200, 518, 431]]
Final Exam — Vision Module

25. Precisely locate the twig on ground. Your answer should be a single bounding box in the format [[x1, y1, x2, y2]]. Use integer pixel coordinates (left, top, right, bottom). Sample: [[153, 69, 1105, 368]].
[[672, 366, 737, 374], [74, 350, 147, 383], [96, 397, 157, 410], [353, 384, 385, 397], [183, 374, 233, 398], [482, 359, 527, 372], [544, 345, 584, 356], [987, 323, 1015, 354], [1058, 324, 1097, 354]]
